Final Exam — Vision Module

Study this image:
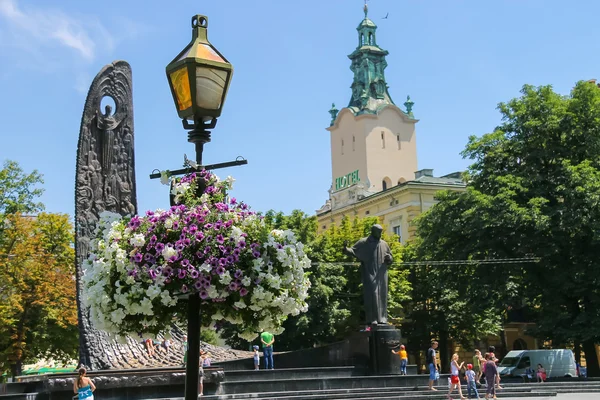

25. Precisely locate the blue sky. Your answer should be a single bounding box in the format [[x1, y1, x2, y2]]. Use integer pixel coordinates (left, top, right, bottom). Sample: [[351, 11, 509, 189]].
[[1, 0, 599, 219]]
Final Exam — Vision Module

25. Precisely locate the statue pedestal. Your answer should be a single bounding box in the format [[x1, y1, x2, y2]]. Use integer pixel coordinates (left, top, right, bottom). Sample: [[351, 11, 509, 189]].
[[368, 324, 402, 375]]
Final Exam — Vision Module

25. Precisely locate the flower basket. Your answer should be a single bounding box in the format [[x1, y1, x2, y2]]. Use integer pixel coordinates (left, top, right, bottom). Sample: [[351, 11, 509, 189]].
[[82, 170, 310, 341]]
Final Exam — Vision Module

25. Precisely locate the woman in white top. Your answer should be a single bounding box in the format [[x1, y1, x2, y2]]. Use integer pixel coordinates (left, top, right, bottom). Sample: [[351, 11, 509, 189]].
[[447, 353, 466, 400]]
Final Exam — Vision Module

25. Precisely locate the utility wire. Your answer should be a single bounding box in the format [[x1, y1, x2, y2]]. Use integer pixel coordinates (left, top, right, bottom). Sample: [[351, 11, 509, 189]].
[[311, 257, 540, 267]]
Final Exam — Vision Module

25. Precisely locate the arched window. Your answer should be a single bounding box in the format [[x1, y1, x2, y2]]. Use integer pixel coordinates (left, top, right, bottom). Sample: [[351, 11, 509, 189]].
[[341, 139, 344, 155], [513, 338, 528, 350], [397, 134, 401, 150], [381, 131, 385, 149], [361, 34, 365, 45], [382, 177, 392, 191], [397, 177, 406, 186], [368, 32, 373, 45], [352, 135, 355, 151]]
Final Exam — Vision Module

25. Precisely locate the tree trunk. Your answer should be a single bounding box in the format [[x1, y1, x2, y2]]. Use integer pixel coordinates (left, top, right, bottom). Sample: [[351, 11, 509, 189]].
[[439, 330, 450, 373], [582, 338, 600, 377], [574, 340, 581, 364]]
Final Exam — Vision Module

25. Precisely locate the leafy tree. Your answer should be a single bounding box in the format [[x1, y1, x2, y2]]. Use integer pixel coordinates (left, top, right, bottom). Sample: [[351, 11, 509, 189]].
[[0, 160, 44, 233], [410, 81, 600, 376], [0, 213, 77, 377]]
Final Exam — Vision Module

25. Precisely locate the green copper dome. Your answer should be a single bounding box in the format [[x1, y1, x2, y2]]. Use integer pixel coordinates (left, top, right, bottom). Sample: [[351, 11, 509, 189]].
[[347, 3, 394, 115]]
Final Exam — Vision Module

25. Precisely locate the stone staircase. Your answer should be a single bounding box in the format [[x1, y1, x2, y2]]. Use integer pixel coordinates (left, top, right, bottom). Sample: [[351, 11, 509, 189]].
[[156, 367, 599, 400], [2, 367, 600, 400]]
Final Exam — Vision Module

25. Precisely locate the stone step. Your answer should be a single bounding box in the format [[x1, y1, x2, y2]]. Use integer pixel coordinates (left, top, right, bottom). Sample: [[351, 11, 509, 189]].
[[207, 385, 537, 399], [222, 366, 359, 382], [0, 393, 39, 400], [150, 388, 559, 400]]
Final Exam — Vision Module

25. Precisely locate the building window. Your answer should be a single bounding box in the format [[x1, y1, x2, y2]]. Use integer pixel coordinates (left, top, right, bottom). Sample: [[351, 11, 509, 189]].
[[382, 176, 392, 191], [341, 139, 344, 155], [381, 131, 385, 149], [392, 225, 402, 243], [365, 210, 370, 215], [390, 217, 402, 243], [352, 135, 355, 151], [397, 134, 401, 150], [322, 225, 327, 230]]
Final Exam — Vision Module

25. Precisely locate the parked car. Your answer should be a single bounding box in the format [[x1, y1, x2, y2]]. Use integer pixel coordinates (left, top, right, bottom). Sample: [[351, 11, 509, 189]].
[[497, 349, 577, 379]]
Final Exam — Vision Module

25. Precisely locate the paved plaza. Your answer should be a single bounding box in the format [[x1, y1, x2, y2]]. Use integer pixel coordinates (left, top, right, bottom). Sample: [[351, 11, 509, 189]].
[[502, 395, 599, 400]]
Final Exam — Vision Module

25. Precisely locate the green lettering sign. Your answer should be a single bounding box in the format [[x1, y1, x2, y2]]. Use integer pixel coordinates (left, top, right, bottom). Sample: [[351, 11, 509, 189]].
[[334, 170, 360, 191]]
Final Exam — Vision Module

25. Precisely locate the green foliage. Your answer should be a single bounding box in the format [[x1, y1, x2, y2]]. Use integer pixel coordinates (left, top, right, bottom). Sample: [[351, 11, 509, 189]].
[[0, 160, 44, 232], [200, 329, 219, 346], [0, 213, 78, 377], [410, 81, 600, 375], [221, 211, 411, 352]]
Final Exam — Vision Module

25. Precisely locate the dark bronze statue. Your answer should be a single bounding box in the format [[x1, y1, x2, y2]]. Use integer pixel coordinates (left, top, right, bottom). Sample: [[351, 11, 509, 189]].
[[344, 224, 393, 325], [75, 61, 137, 369]]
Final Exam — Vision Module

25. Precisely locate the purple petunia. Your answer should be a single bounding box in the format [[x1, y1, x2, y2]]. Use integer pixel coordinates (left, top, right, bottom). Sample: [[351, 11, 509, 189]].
[[181, 284, 189, 293], [226, 255, 234, 264], [133, 252, 143, 263], [216, 234, 224, 244], [239, 288, 248, 297], [252, 251, 261, 258], [155, 243, 165, 253], [177, 269, 187, 279], [189, 270, 199, 279], [181, 259, 190, 267], [216, 266, 226, 275], [234, 269, 243, 279], [228, 281, 239, 291], [199, 290, 209, 300]]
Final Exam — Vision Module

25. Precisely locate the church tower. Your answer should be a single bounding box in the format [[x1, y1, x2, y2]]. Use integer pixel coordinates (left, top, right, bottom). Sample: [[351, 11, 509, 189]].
[[325, 3, 418, 210]]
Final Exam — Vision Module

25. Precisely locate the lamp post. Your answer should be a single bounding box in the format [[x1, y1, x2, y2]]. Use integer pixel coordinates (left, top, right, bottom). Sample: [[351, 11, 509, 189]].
[[165, 14, 234, 400], [166, 14, 233, 167]]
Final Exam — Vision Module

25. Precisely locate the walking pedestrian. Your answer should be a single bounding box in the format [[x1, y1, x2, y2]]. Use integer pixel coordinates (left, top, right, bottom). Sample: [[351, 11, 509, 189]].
[[447, 353, 466, 400], [465, 364, 480, 399], [483, 354, 498, 400]]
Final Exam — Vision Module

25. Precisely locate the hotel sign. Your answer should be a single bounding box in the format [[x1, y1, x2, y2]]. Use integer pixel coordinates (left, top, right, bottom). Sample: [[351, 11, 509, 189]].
[[335, 170, 360, 191]]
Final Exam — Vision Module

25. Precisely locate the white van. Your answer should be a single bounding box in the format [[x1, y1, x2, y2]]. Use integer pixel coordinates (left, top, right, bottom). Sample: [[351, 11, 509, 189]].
[[497, 349, 577, 379]]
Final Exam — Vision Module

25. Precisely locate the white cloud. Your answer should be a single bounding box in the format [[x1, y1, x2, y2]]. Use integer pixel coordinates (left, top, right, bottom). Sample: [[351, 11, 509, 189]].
[[0, 0, 111, 61]]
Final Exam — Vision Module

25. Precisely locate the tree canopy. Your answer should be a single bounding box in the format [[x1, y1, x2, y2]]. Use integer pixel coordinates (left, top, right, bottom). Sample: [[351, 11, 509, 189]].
[[410, 81, 600, 376], [0, 160, 77, 377]]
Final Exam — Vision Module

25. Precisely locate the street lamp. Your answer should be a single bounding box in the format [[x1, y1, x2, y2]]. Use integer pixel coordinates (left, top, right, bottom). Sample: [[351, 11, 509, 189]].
[[166, 14, 234, 166], [165, 14, 234, 400]]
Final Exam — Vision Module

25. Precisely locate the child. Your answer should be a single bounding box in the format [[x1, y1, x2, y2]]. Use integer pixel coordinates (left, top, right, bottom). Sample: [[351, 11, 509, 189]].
[[198, 350, 208, 396], [391, 345, 409, 375], [182, 335, 188, 367], [253, 345, 260, 370], [536, 364, 546, 383], [447, 353, 465, 400], [465, 364, 479, 399]]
